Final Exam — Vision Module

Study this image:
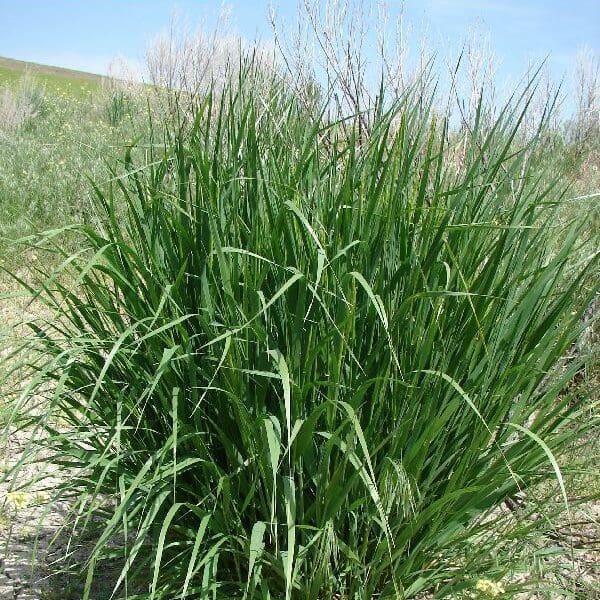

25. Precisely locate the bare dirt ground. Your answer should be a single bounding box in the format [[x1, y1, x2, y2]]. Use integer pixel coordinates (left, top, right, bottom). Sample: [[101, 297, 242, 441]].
[[0, 279, 69, 599], [0, 439, 70, 600], [0, 278, 127, 599]]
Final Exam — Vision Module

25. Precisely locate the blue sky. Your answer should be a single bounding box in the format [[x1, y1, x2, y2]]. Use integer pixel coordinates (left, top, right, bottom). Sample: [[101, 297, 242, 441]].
[[0, 0, 598, 88]]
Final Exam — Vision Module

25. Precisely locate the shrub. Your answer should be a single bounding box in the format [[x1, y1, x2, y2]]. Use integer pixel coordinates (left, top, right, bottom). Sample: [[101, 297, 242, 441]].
[[4, 65, 598, 599], [0, 73, 45, 134]]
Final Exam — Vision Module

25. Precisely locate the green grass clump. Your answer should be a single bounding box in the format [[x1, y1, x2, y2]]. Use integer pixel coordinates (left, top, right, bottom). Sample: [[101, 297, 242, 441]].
[[3, 66, 598, 599], [104, 89, 132, 125]]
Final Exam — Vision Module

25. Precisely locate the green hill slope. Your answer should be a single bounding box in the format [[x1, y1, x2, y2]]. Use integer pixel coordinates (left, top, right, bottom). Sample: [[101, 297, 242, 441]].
[[0, 56, 104, 97]]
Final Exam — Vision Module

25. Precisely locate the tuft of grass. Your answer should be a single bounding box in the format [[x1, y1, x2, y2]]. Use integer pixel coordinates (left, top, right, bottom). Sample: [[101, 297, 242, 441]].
[[3, 64, 599, 599], [104, 89, 132, 126]]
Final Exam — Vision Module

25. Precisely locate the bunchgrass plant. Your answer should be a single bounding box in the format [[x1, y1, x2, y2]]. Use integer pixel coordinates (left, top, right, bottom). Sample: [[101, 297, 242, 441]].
[[3, 64, 598, 599]]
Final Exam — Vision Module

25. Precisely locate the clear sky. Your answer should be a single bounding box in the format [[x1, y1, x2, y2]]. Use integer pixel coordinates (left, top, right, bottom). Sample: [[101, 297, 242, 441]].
[[0, 0, 598, 88]]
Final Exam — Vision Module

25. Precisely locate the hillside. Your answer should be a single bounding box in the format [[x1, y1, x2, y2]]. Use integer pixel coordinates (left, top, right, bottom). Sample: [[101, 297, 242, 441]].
[[0, 55, 104, 96]]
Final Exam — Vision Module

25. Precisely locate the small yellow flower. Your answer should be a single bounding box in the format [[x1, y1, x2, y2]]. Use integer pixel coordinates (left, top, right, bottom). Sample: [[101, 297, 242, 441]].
[[6, 491, 29, 510], [475, 579, 505, 597]]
